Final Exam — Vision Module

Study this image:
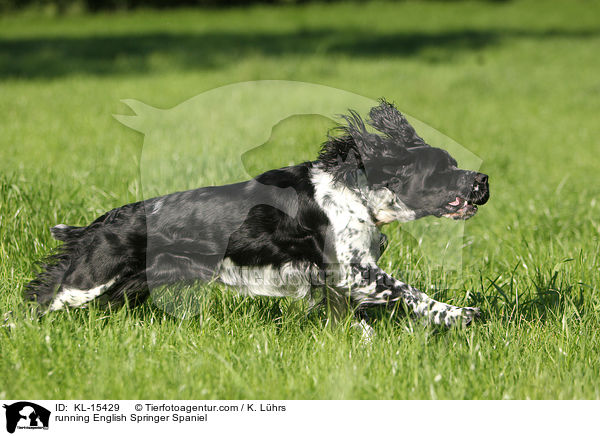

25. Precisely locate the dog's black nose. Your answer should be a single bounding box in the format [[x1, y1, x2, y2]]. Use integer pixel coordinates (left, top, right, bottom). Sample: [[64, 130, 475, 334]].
[[475, 173, 488, 185], [470, 172, 489, 205]]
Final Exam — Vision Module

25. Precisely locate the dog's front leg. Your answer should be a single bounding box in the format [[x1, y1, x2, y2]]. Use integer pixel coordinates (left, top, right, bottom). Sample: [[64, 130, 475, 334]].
[[347, 265, 480, 327]]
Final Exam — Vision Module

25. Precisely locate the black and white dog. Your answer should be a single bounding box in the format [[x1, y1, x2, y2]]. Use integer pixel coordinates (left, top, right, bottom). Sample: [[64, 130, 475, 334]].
[[26, 100, 489, 329]]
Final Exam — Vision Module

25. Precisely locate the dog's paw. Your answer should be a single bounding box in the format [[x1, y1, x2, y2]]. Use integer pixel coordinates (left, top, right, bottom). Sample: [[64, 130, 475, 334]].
[[353, 319, 375, 344], [421, 301, 482, 328]]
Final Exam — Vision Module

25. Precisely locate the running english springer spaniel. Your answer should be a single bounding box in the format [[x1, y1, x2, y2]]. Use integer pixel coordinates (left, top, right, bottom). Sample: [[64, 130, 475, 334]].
[[26, 100, 489, 332]]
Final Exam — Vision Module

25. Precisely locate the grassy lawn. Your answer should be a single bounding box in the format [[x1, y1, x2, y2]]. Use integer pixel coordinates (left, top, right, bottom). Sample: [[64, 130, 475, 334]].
[[1, 0, 600, 399]]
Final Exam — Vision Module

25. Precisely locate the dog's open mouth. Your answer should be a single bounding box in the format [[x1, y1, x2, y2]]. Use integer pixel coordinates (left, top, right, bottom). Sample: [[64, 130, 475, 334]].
[[442, 196, 478, 220]]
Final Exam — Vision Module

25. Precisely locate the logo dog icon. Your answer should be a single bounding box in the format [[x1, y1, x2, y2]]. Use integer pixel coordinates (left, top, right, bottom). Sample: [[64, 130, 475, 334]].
[[3, 402, 50, 433]]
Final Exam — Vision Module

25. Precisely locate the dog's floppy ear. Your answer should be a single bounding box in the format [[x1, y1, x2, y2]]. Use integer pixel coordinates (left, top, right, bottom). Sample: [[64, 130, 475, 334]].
[[319, 109, 388, 181], [368, 99, 428, 148]]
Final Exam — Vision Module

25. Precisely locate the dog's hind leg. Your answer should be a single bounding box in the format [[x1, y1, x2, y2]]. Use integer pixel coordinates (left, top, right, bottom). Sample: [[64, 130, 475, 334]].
[[28, 208, 149, 312], [43, 271, 150, 312], [47, 279, 117, 311], [348, 265, 480, 327], [28, 253, 126, 313]]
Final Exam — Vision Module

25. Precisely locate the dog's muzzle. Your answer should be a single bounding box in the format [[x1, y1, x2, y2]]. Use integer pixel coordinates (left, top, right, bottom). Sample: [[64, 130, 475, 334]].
[[443, 172, 489, 220]]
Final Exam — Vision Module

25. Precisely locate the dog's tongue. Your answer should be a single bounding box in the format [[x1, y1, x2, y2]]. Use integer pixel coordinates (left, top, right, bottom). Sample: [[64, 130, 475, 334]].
[[448, 197, 461, 206]]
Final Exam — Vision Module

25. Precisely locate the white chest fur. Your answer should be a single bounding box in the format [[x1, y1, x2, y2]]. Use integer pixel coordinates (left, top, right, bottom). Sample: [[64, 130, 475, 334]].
[[310, 166, 417, 290], [310, 167, 382, 266]]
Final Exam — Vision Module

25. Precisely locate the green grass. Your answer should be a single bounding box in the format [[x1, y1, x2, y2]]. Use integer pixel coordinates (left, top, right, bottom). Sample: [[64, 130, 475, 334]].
[[1, 0, 600, 399]]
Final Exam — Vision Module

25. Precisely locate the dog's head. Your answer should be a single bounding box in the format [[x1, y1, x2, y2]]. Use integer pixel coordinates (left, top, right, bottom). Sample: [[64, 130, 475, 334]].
[[318, 100, 489, 223]]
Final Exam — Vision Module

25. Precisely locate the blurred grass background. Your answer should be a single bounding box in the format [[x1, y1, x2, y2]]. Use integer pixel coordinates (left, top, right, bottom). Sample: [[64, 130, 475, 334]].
[[1, 0, 600, 399]]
